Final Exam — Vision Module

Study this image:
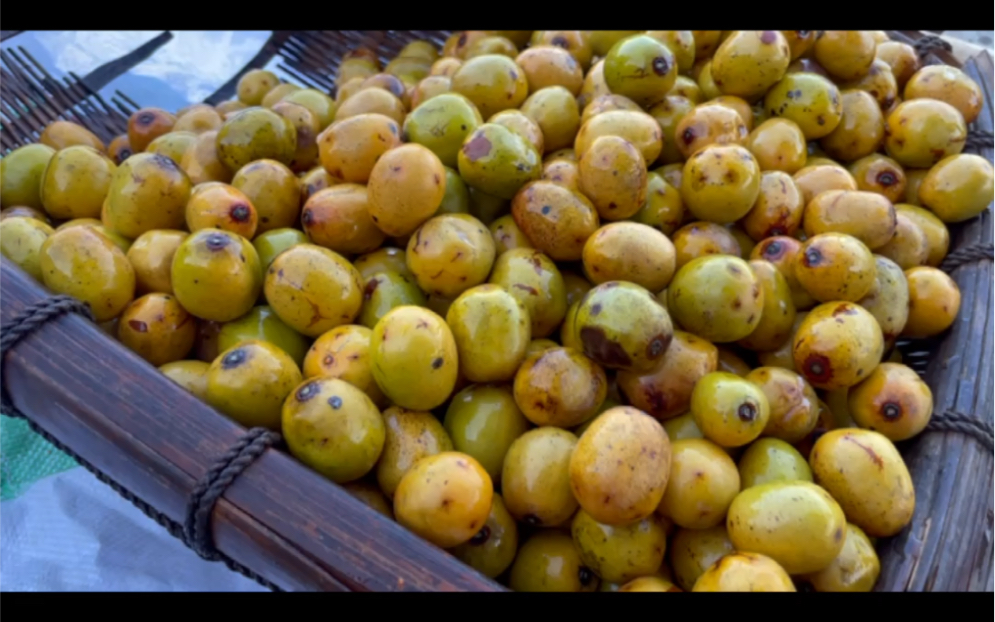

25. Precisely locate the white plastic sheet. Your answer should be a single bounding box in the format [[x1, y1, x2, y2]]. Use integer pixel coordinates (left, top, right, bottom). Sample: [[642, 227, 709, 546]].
[[0, 468, 268, 592]]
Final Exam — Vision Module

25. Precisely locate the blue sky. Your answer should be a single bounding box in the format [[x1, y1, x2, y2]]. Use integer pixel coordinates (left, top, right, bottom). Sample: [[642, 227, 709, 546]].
[[2, 31, 289, 110]]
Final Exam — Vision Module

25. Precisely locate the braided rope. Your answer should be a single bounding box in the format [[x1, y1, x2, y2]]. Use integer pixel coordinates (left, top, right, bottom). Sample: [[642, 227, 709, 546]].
[[0, 295, 282, 592], [926, 411, 994, 452], [965, 129, 995, 153], [185, 427, 281, 561], [940, 242, 994, 273], [914, 35, 953, 58]]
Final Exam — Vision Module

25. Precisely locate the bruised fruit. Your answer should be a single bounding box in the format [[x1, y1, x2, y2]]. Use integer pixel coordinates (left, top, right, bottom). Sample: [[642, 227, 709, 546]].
[[738, 258, 796, 352], [402, 94, 480, 169], [670, 526, 736, 591], [633, 173, 685, 236], [358, 270, 426, 330], [185, 182, 257, 239], [369, 143, 447, 236], [451, 54, 529, 119], [301, 184, 384, 255], [459, 123, 541, 201], [764, 73, 842, 140], [513, 347, 607, 427], [819, 89, 885, 162], [127, 109, 176, 152], [618, 330, 718, 421], [848, 154, 907, 203], [520, 86, 581, 153], [574, 109, 663, 165], [896, 204, 949, 267], [857, 255, 910, 344], [671, 222, 741, 269], [804, 523, 880, 592], [511, 180, 599, 261], [793, 164, 858, 206], [876, 212, 929, 270], [577, 136, 647, 221], [603, 34, 677, 107], [674, 103, 748, 161], [573, 281, 673, 373], [745, 118, 807, 174], [884, 99, 966, 169], [792, 301, 884, 390], [813, 31, 877, 82], [216, 107, 297, 171], [904, 64, 983, 124], [237, 70, 280, 106], [451, 494, 518, 578], [181, 131, 232, 185], [803, 190, 898, 251]]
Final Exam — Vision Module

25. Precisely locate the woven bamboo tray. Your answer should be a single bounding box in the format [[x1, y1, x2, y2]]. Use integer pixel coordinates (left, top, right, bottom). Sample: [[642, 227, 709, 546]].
[[1, 30, 992, 592]]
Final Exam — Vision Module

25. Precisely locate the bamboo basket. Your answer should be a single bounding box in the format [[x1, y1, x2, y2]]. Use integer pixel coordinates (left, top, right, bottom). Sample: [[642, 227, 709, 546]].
[[0, 30, 992, 592]]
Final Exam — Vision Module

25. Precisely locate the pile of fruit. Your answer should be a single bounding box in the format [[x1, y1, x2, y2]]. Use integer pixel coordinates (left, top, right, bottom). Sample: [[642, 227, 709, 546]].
[[1, 30, 991, 592]]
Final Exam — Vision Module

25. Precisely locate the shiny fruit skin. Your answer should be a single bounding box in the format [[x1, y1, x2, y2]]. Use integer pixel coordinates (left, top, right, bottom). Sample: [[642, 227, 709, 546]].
[[393, 452, 494, 548], [792, 301, 884, 391], [570, 406, 672, 526]]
